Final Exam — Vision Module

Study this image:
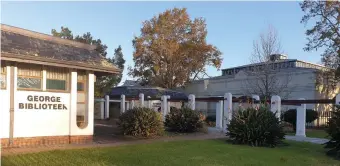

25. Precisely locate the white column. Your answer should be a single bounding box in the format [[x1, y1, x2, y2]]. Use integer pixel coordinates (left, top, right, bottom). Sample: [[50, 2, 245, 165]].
[[161, 95, 168, 120], [336, 94, 340, 106], [216, 100, 223, 129], [87, 73, 95, 135], [252, 95, 260, 109], [6, 66, 11, 90], [167, 95, 171, 113], [42, 69, 47, 91], [188, 94, 195, 110], [105, 95, 110, 119], [224, 93, 232, 132], [12, 66, 17, 139], [6, 66, 11, 139], [296, 98, 306, 137], [100, 101, 104, 120], [6, 66, 13, 140], [147, 96, 152, 108], [131, 100, 135, 109], [139, 93, 144, 107], [126, 102, 130, 110], [120, 94, 125, 114], [69, 71, 77, 136], [270, 95, 281, 119]]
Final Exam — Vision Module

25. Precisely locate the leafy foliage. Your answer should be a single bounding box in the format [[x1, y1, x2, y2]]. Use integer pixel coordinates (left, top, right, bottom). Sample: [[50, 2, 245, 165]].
[[300, 1, 340, 88], [165, 107, 204, 133], [129, 8, 222, 88], [282, 109, 318, 131], [117, 107, 164, 138], [205, 115, 216, 127], [51, 27, 125, 96], [325, 106, 340, 159], [226, 106, 285, 147], [51, 26, 73, 40], [95, 46, 125, 96], [205, 115, 216, 123]]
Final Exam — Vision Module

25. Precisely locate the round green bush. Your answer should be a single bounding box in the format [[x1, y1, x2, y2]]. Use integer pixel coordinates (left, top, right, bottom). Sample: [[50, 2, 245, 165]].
[[282, 109, 318, 130], [117, 107, 164, 138], [165, 107, 204, 133], [325, 106, 340, 159], [226, 106, 285, 147]]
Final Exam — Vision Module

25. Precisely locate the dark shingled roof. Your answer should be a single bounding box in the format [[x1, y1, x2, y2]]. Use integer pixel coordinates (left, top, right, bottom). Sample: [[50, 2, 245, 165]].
[[1, 24, 119, 73], [107, 86, 188, 99]]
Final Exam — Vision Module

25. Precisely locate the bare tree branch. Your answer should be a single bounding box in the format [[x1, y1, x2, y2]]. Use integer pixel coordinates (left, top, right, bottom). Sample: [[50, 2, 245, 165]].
[[242, 25, 292, 99]]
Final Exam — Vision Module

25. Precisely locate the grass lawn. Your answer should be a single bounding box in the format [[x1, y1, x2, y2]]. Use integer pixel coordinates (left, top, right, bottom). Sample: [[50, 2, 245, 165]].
[[286, 129, 329, 139], [2, 139, 339, 166]]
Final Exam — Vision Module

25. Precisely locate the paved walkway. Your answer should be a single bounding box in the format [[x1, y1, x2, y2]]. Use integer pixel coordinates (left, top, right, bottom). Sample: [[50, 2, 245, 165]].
[[207, 127, 330, 145], [285, 135, 329, 144]]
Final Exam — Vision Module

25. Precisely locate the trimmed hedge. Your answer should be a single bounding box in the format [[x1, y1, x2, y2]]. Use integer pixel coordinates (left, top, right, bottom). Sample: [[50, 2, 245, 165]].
[[117, 107, 164, 138], [282, 109, 318, 130], [226, 106, 285, 147], [165, 107, 204, 133]]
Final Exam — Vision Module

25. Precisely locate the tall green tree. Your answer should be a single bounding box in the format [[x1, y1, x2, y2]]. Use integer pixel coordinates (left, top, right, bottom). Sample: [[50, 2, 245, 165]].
[[300, 0, 340, 89], [129, 8, 222, 89], [113, 45, 125, 81], [51, 27, 125, 96], [95, 46, 125, 96], [51, 26, 73, 40]]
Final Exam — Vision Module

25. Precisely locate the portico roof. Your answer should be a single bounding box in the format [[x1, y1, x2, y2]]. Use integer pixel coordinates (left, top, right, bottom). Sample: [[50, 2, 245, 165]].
[[1, 24, 120, 74], [107, 86, 188, 99]]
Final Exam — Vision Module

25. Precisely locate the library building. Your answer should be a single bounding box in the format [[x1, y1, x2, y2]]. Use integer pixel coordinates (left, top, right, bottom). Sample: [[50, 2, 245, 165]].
[[0, 24, 120, 147]]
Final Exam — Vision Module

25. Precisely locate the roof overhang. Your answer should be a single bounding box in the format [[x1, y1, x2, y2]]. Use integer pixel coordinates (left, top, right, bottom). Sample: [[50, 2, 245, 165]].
[[2, 24, 97, 50], [1, 53, 121, 74]]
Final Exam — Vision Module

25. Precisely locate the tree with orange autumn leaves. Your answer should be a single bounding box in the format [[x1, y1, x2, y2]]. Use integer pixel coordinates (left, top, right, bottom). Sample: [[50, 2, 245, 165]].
[[129, 8, 222, 89]]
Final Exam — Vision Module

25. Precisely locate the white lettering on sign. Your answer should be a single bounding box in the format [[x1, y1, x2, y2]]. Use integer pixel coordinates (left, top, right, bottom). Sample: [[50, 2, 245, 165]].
[[18, 95, 67, 110]]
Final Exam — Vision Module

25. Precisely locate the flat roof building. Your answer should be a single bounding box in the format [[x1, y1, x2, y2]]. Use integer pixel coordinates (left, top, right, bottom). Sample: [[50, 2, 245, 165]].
[[183, 54, 339, 126], [0, 24, 120, 147]]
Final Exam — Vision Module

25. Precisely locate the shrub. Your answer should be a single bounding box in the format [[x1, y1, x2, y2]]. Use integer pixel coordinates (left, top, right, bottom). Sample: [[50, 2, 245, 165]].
[[325, 106, 340, 159], [282, 109, 318, 131], [226, 106, 285, 147], [205, 115, 216, 122], [117, 107, 164, 138], [165, 107, 204, 133], [205, 115, 216, 127]]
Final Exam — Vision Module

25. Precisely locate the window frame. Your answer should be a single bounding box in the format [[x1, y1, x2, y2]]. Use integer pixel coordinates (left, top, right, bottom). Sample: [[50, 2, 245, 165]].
[[17, 64, 43, 91], [77, 73, 87, 93], [46, 67, 70, 93], [76, 72, 88, 128], [1, 64, 6, 89]]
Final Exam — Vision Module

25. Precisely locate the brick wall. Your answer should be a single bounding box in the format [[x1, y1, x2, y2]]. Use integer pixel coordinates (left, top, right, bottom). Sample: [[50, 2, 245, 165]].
[[1, 135, 93, 148]]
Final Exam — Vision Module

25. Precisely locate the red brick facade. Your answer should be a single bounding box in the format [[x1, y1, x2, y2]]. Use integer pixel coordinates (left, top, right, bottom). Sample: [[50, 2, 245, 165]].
[[1, 135, 93, 148]]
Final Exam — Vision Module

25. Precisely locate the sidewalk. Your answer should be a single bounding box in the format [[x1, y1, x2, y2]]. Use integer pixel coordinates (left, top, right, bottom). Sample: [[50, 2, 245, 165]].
[[285, 135, 329, 144]]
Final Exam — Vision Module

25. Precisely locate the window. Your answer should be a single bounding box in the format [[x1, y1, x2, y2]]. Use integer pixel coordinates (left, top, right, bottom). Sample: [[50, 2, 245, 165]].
[[77, 73, 86, 92], [77, 72, 87, 128], [46, 67, 69, 91], [17, 64, 42, 90], [1, 64, 6, 89]]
